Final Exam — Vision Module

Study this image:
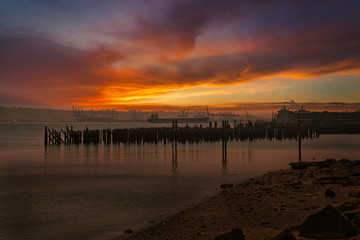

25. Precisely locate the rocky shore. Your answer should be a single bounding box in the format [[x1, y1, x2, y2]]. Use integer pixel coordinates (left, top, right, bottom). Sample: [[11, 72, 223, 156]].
[[114, 159, 360, 240]]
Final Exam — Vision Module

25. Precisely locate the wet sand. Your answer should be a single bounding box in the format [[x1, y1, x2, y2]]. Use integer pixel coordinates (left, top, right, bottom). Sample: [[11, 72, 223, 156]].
[[114, 159, 360, 240]]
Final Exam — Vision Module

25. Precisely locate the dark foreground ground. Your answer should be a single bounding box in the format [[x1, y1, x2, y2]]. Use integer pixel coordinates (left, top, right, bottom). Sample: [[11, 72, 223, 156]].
[[114, 159, 360, 240]]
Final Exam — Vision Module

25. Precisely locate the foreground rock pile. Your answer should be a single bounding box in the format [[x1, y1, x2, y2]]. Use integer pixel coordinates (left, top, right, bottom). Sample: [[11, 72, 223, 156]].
[[116, 159, 360, 240]]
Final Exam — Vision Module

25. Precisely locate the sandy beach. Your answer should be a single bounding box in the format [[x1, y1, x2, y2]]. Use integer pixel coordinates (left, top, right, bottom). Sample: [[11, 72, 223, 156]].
[[115, 159, 360, 240]]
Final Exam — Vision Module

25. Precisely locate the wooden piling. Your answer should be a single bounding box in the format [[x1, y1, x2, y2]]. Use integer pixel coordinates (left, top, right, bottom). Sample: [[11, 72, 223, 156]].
[[44, 126, 48, 146], [298, 131, 302, 160], [43, 125, 318, 147]]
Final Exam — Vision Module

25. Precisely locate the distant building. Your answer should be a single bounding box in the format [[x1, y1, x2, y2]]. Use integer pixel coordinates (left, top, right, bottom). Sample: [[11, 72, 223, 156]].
[[276, 105, 360, 126]]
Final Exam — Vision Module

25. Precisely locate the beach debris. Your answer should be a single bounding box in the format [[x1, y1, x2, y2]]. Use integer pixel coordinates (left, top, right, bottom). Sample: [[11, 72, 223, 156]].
[[220, 184, 234, 190], [255, 180, 264, 185], [344, 210, 360, 221], [214, 228, 244, 240], [353, 216, 360, 228], [299, 204, 359, 238], [301, 206, 319, 211], [317, 175, 349, 181], [325, 188, 336, 197], [272, 226, 298, 240], [273, 233, 297, 240], [124, 228, 133, 234], [278, 233, 296, 240], [338, 202, 359, 212], [325, 158, 337, 164], [340, 158, 351, 163]]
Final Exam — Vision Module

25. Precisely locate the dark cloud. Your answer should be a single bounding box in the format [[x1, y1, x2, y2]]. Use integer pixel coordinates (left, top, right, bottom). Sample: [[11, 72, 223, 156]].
[[118, 0, 360, 85], [0, 35, 123, 85], [0, 35, 125, 106], [1, 0, 360, 107]]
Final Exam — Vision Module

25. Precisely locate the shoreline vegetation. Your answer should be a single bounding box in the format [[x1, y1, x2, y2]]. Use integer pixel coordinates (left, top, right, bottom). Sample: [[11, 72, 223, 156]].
[[115, 159, 360, 240]]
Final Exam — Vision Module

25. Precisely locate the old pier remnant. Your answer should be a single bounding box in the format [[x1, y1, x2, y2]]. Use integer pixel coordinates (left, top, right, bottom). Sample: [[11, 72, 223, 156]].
[[44, 123, 318, 146]]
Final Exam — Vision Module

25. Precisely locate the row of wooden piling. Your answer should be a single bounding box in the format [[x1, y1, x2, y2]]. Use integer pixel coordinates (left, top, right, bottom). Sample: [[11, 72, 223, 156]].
[[44, 123, 319, 146]]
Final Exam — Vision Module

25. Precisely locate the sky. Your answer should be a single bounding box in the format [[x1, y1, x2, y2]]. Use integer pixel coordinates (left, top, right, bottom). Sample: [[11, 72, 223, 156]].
[[0, 0, 360, 112]]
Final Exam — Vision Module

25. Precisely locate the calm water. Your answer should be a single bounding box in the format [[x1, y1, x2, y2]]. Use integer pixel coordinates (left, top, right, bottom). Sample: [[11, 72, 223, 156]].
[[0, 122, 359, 240]]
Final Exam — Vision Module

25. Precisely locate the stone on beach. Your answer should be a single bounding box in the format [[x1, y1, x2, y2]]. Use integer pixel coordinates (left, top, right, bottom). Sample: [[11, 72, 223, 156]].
[[324, 188, 336, 197], [289, 162, 313, 170], [338, 202, 359, 212], [124, 228, 133, 234], [220, 184, 234, 190], [214, 228, 244, 240], [299, 204, 359, 238]]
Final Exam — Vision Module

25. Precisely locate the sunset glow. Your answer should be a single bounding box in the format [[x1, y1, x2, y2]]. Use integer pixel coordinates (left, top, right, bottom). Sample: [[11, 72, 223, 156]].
[[1, 0, 360, 111]]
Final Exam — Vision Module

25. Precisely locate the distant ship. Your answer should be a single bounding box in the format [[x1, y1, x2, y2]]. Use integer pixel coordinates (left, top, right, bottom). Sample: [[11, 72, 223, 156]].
[[147, 113, 210, 123]]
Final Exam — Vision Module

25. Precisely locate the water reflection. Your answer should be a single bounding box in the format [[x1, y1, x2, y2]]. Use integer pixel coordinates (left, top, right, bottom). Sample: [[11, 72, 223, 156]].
[[172, 141, 177, 174], [44, 145, 48, 175], [222, 140, 227, 173], [41, 134, 360, 178]]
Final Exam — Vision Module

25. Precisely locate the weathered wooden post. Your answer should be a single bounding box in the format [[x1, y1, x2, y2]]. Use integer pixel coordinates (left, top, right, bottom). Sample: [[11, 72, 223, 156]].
[[298, 133, 302, 160], [298, 123, 302, 161], [156, 129, 158, 145], [44, 126, 48, 146]]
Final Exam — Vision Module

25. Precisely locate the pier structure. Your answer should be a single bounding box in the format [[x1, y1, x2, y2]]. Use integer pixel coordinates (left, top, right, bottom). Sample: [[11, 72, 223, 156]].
[[44, 121, 318, 146]]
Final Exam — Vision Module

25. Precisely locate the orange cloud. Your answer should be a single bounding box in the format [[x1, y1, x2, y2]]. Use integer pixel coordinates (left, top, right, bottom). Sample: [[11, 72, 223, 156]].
[[1, 1, 360, 109]]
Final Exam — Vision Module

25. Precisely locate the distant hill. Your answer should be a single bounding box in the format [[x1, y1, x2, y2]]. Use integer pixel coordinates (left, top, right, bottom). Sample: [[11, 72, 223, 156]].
[[0, 106, 73, 122]]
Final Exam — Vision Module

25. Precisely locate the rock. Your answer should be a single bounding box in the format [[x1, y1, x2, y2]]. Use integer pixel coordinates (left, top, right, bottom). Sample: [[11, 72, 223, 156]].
[[353, 160, 360, 165], [279, 233, 296, 240], [340, 158, 350, 163], [317, 161, 331, 169], [272, 226, 298, 240], [220, 184, 234, 190], [325, 188, 336, 197], [255, 181, 264, 185], [299, 205, 359, 238], [289, 162, 313, 170], [343, 179, 356, 187], [302, 206, 319, 211], [214, 228, 245, 240], [317, 175, 349, 181], [325, 158, 337, 164], [124, 228, 133, 234], [289, 180, 301, 187]]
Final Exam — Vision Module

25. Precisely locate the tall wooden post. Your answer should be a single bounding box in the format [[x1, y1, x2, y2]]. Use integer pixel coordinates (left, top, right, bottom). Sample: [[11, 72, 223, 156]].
[[44, 126, 48, 146], [298, 130, 302, 161]]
